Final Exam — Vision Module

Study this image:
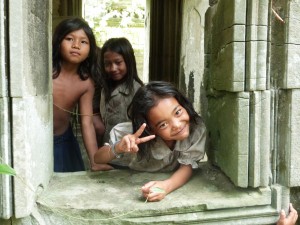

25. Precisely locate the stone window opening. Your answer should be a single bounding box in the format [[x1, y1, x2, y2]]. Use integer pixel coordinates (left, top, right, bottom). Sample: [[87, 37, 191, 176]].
[[1, 0, 299, 224]]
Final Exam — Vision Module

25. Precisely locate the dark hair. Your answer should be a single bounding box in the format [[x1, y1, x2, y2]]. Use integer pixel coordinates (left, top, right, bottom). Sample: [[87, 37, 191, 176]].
[[100, 37, 143, 102], [128, 81, 201, 159], [52, 17, 98, 82], [92, 47, 104, 110], [93, 46, 104, 88]]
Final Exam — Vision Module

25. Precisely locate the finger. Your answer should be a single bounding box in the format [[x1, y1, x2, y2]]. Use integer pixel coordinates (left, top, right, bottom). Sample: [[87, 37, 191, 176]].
[[128, 139, 133, 152], [288, 203, 298, 221], [118, 136, 130, 153], [147, 192, 163, 202], [142, 181, 156, 190], [131, 144, 139, 153], [288, 205, 298, 222], [279, 209, 286, 220], [130, 138, 138, 152], [289, 203, 297, 214], [133, 123, 147, 138], [137, 135, 156, 144], [141, 182, 155, 194], [142, 190, 149, 198]]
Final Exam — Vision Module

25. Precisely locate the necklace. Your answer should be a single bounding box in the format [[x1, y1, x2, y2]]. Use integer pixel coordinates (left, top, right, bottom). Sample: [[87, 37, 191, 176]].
[[53, 103, 99, 117]]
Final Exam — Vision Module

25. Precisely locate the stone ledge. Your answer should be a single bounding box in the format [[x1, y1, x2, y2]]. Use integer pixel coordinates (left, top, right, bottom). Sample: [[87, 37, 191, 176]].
[[36, 163, 279, 224]]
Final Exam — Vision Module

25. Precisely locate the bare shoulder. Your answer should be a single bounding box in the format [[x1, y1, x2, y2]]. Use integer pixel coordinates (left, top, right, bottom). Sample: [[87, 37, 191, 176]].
[[77, 77, 95, 98], [73, 74, 94, 89]]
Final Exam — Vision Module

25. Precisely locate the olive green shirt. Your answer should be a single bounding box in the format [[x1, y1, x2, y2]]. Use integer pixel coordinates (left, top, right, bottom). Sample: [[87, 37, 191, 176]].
[[109, 119, 207, 172], [100, 80, 142, 144]]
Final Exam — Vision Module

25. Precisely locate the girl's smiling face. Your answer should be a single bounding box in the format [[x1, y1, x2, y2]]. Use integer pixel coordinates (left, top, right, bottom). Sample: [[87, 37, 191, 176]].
[[103, 50, 127, 81], [147, 97, 190, 148]]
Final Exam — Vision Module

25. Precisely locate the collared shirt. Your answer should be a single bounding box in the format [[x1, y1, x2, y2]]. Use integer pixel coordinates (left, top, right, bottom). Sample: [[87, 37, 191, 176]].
[[100, 80, 142, 144], [109, 119, 207, 172]]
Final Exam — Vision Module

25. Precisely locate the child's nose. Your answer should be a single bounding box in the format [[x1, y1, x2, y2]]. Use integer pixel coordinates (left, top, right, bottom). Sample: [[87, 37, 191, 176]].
[[111, 63, 117, 71], [72, 41, 80, 49], [171, 120, 181, 130]]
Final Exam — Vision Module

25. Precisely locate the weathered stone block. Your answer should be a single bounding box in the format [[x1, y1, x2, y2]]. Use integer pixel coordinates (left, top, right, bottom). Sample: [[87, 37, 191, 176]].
[[245, 40, 268, 91], [180, 0, 209, 113], [278, 89, 300, 187], [271, 185, 290, 215], [287, 1, 300, 44], [210, 26, 247, 92], [244, 0, 268, 91], [270, 43, 285, 86], [207, 0, 270, 92], [211, 25, 245, 54], [205, 4, 247, 93], [211, 42, 245, 92], [12, 95, 53, 218], [9, 0, 51, 98], [246, 0, 268, 27], [271, 43, 300, 89], [0, 0, 7, 98], [204, 6, 213, 55], [0, 218, 11, 225], [285, 44, 300, 88], [33, 164, 279, 224], [205, 0, 246, 53], [211, 0, 246, 33], [206, 92, 249, 187], [270, 2, 300, 89], [0, 97, 13, 220], [246, 25, 268, 42], [249, 91, 272, 187]]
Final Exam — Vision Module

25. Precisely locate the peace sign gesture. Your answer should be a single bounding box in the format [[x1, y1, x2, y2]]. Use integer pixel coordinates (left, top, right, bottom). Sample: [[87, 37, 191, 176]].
[[114, 123, 155, 154]]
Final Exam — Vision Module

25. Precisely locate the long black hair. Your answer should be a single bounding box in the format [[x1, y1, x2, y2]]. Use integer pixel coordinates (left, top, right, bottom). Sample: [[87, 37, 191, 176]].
[[100, 37, 143, 102], [52, 17, 98, 82], [128, 81, 202, 159]]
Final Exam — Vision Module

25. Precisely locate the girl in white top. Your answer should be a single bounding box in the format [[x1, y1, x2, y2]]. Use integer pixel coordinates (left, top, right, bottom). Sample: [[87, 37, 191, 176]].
[[95, 81, 207, 202]]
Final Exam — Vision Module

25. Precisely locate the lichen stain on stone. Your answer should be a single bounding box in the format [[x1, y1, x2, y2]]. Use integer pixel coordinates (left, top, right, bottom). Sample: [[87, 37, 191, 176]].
[[188, 71, 195, 105], [279, 160, 287, 171]]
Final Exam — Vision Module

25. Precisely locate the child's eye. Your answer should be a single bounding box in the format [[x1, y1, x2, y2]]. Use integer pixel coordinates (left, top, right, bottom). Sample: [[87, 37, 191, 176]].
[[158, 122, 168, 129], [81, 40, 89, 44], [175, 108, 182, 116], [115, 60, 123, 65], [65, 37, 73, 41]]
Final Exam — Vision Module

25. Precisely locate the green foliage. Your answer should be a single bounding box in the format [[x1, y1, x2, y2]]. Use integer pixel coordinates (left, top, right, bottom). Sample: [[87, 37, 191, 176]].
[[0, 163, 16, 176], [84, 0, 145, 28], [84, 0, 145, 45]]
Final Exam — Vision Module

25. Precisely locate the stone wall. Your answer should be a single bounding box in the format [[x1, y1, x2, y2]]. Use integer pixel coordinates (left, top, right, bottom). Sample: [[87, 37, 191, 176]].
[[0, 0, 53, 220], [1, 0, 300, 224], [179, 0, 209, 115], [205, 1, 300, 223]]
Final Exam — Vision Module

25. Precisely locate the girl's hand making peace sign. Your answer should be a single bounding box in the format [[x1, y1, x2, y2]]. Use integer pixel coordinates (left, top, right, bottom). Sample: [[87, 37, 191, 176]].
[[114, 123, 155, 154]]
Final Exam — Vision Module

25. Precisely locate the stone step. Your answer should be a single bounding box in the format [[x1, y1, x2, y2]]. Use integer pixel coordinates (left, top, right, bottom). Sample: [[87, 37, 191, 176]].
[[36, 163, 279, 224]]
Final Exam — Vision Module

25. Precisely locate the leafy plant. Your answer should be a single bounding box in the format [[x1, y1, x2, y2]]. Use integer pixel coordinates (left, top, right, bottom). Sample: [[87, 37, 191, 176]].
[[84, 0, 145, 45], [85, 0, 145, 28], [0, 164, 16, 176]]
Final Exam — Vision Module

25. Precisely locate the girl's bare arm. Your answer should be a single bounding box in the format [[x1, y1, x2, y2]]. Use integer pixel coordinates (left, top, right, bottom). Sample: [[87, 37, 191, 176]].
[[94, 123, 155, 164], [141, 164, 193, 202], [80, 80, 112, 171]]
